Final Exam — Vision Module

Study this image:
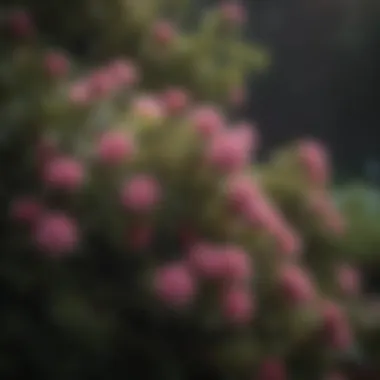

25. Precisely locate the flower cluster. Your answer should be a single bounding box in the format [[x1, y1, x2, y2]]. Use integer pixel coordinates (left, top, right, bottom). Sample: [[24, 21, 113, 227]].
[[6, 62, 358, 379], [0, 3, 368, 380]]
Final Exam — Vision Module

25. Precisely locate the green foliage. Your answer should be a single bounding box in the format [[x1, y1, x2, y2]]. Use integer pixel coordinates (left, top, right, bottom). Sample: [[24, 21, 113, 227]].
[[0, 2, 378, 380], [334, 182, 380, 265]]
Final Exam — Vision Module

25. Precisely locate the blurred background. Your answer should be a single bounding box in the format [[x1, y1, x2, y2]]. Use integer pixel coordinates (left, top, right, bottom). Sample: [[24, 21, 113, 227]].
[[1, 1, 380, 379], [244, 0, 379, 182]]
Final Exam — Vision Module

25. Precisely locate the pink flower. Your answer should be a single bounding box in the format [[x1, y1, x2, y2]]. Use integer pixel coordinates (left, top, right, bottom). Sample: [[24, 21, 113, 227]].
[[8, 9, 34, 37], [88, 69, 115, 98], [272, 225, 302, 257], [190, 106, 224, 138], [205, 129, 250, 173], [86, 61, 137, 99], [153, 262, 196, 307], [225, 174, 261, 213], [43, 156, 84, 191], [68, 81, 92, 105], [336, 264, 360, 295], [329, 322, 352, 351], [108, 59, 139, 87], [44, 52, 70, 78], [33, 212, 78, 256], [321, 301, 345, 329], [97, 131, 135, 165], [187, 242, 227, 279], [279, 265, 315, 304], [121, 175, 161, 212], [132, 95, 165, 121], [220, 1, 247, 25], [257, 358, 286, 380], [222, 245, 252, 281], [231, 121, 259, 154], [128, 225, 153, 250], [10, 197, 43, 224], [245, 196, 280, 231], [152, 21, 176, 45], [221, 286, 254, 324], [298, 139, 329, 186], [162, 87, 189, 114], [321, 300, 352, 350]]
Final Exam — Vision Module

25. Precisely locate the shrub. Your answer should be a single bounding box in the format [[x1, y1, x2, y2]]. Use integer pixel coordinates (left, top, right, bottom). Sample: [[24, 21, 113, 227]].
[[0, 2, 375, 380]]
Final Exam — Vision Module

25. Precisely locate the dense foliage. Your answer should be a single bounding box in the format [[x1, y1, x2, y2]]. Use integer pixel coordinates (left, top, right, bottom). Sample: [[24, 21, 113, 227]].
[[0, 1, 379, 380]]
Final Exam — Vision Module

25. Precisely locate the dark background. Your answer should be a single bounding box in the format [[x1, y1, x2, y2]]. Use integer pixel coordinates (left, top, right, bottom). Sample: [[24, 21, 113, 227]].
[[242, 0, 380, 182]]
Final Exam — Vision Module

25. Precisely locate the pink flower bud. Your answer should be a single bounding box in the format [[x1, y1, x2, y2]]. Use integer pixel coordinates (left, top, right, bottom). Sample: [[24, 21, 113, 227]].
[[231, 121, 259, 154], [10, 197, 43, 224], [220, 1, 247, 25], [245, 196, 280, 231], [187, 242, 227, 279], [97, 131, 135, 165], [132, 95, 165, 121], [272, 225, 302, 257], [33, 212, 78, 256], [152, 21, 176, 45], [43, 156, 84, 191], [299, 139, 329, 186], [153, 262, 196, 307], [330, 324, 352, 351], [205, 129, 250, 173], [121, 175, 161, 212], [8, 9, 34, 37], [225, 174, 261, 213], [321, 300, 353, 350], [279, 265, 315, 304], [321, 301, 345, 330], [68, 81, 92, 105], [43, 52, 70, 78], [257, 358, 286, 380], [88, 69, 115, 98], [222, 245, 252, 281], [336, 264, 361, 296], [190, 106, 224, 138], [221, 286, 254, 324], [162, 87, 189, 114], [108, 59, 139, 87]]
